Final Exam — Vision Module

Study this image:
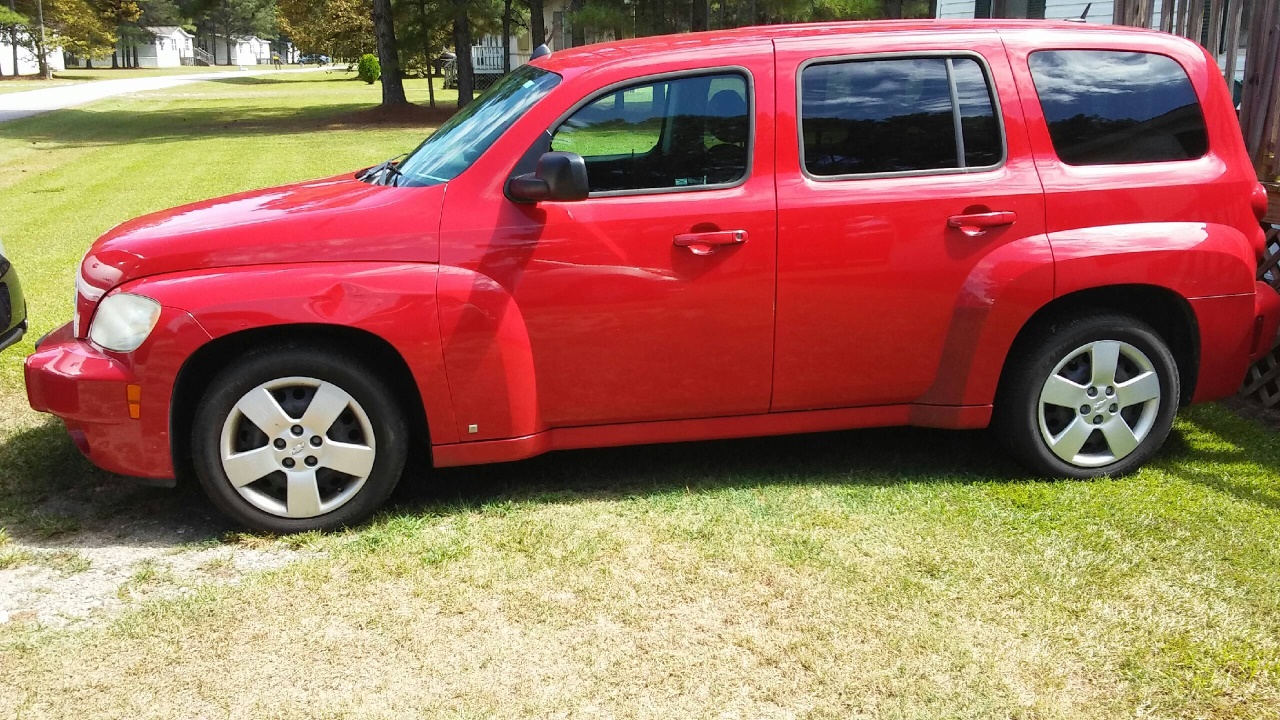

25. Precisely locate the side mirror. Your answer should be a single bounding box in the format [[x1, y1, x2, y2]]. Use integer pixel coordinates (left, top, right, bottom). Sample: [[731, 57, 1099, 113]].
[[507, 151, 589, 203]]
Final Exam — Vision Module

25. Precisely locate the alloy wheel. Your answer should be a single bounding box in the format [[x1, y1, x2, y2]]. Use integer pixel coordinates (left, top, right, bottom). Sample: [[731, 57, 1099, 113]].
[[1037, 340, 1161, 468], [219, 376, 377, 519]]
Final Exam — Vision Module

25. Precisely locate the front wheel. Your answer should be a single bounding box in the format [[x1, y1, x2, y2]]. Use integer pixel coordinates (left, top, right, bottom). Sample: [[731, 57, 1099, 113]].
[[995, 313, 1180, 478], [191, 347, 408, 533]]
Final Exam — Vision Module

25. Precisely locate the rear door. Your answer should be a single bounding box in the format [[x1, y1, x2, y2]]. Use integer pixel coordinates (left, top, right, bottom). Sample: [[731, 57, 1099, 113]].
[[770, 31, 1050, 412]]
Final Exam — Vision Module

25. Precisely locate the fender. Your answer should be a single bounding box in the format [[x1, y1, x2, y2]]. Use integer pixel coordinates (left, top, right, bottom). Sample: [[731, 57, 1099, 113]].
[[915, 234, 1055, 410], [1051, 222, 1257, 299], [126, 261, 460, 450]]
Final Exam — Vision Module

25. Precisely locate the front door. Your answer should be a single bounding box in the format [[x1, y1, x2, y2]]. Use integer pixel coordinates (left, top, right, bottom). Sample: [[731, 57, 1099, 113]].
[[770, 32, 1050, 412], [438, 44, 778, 439]]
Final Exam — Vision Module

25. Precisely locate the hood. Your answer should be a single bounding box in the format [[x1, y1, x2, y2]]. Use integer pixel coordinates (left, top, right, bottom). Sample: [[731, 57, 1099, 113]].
[[80, 174, 445, 298]]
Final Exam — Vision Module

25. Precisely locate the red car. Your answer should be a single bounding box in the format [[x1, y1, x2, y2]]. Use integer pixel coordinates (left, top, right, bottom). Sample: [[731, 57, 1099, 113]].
[[26, 21, 1279, 532]]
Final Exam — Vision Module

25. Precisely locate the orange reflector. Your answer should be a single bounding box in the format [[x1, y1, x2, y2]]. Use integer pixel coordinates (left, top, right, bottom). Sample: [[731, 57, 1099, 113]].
[[126, 384, 141, 420]]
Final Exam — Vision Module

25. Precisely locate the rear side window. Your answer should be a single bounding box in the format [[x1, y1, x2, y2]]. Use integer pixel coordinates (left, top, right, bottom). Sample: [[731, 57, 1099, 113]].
[[800, 56, 1003, 177], [1028, 50, 1208, 165]]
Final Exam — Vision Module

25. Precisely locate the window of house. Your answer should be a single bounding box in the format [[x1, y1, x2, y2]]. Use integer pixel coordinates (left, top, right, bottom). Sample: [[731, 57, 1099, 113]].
[[800, 56, 1003, 177], [1028, 50, 1208, 165], [550, 72, 750, 194]]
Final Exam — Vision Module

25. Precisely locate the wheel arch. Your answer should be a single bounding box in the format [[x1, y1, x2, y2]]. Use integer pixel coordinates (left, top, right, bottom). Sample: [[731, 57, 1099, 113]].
[[999, 284, 1200, 407], [170, 323, 432, 485]]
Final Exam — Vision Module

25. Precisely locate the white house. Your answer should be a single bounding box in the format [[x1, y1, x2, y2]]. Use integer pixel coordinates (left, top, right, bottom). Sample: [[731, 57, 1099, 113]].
[[138, 26, 195, 67], [206, 35, 274, 66], [0, 38, 66, 76], [936, 0, 1110, 21]]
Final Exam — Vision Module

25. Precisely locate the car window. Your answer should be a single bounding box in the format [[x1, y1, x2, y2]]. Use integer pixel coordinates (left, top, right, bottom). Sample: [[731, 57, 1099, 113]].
[[1027, 50, 1208, 165], [800, 56, 1002, 177], [551, 72, 750, 194]]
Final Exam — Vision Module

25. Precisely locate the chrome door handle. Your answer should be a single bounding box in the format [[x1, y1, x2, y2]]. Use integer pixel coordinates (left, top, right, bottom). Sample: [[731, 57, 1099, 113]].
[[673, 230, 747, 256], [947, 211, 1017, 237]]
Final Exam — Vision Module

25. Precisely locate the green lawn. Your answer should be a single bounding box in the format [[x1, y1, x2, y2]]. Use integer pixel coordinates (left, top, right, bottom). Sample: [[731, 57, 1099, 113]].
[[0, 64, 258, 94], [3, 72, 1280, 719]]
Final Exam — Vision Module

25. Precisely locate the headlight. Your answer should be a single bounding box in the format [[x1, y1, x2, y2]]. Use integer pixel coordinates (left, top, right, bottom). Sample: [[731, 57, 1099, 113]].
[[88, 293, 162, 352]]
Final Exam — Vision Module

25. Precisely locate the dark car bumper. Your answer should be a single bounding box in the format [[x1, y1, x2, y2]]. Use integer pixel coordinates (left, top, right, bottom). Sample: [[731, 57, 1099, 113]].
[[0, 255, 27, 353]]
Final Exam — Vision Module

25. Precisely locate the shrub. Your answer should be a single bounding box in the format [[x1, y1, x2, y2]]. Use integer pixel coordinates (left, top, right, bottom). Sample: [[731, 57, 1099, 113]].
[[357, 54, 381, 84]]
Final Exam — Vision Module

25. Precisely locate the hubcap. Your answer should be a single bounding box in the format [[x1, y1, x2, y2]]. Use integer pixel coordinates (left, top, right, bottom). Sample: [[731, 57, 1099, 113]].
[[1037, 340, 1161, 468], [219, 377, 376, 519]]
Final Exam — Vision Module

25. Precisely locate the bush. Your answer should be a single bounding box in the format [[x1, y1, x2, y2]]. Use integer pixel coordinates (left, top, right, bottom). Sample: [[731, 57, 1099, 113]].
[[357, 54, 381, 84]]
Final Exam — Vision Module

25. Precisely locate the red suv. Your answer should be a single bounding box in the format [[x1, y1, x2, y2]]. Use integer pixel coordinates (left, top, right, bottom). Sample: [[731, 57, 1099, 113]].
[[26, 21, 1279, 532]]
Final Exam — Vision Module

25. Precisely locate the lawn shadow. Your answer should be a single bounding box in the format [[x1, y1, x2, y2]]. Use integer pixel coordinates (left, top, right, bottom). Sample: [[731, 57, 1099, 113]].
[[5, 401, 1280, 550], [0, 102, 453, 148], [1154, 405, 1280, 512]]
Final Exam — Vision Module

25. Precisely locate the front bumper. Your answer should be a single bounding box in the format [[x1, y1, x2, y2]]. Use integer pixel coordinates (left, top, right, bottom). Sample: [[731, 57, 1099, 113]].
[[25, 309, 212, 480]]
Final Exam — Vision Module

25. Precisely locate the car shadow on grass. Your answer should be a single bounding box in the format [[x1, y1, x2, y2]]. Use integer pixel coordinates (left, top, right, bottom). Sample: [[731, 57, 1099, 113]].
[[3, 404, 1277, 551]]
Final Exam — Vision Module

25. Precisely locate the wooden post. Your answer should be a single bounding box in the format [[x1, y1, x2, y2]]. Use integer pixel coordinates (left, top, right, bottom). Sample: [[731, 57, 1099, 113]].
[[1188, 0, 1205, 41], [1206, 0, 1225, 55], [1160, 0, 1175, 31], [1222, 0, 1244, 86]]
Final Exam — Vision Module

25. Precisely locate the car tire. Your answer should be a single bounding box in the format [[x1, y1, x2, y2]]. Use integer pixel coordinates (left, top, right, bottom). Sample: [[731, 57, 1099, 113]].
[[994, 312, 1180, 478], [191, 345, 408, 533]]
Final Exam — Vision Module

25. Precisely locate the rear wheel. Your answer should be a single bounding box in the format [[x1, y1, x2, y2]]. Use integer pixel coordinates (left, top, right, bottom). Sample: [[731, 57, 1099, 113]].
[[995, 313, 1179, 478], [191, 347, 407, 532]]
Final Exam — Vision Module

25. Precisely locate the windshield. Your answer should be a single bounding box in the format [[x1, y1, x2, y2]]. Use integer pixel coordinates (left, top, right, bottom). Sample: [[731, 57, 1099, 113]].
[[395, 65, 561, 187]]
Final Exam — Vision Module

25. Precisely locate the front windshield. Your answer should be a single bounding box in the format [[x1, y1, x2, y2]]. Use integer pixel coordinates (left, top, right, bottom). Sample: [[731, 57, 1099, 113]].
[[395, 65, 561, 187]]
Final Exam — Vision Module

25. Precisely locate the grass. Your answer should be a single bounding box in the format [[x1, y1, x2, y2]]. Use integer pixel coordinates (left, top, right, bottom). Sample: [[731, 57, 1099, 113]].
[[2, 70, 1280, 718], [0, 64, 285, 94]]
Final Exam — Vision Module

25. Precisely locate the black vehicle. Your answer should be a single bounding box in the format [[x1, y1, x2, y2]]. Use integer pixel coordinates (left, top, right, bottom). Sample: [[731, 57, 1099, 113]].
[[0, 239, 26, 353]]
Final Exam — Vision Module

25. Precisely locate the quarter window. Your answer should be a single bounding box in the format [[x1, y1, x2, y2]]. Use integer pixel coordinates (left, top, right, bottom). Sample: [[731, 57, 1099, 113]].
[[800, 56, 1003, 177], [1028, 50, 1208, 165], [551, 72, 750, 193]]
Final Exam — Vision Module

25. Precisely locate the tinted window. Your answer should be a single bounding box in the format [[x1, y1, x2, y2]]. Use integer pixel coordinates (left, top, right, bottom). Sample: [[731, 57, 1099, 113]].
[[551, 73, 750, 193], [1028, 50, 1208, 165], [801, 57, 1002, 177]]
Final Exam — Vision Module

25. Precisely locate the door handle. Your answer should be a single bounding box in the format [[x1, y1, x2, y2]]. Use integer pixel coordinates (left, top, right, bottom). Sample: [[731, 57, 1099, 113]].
[[947, 211, 1017, 237], [673, 230, 747, 256]]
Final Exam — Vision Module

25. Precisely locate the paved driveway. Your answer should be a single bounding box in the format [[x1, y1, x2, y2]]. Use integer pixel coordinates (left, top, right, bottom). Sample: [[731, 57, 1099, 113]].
[[0, 67, 328, 124]]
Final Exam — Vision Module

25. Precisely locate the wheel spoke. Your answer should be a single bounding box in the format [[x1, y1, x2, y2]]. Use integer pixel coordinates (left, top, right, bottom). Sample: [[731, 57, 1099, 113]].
[[1049, 417, 1094, 461], [286, 470, 324, 518], [236, 387, 294, 437], [222, 446, 277, 488], [301, 382, 352, 435], [1100, 419, 1140, 459], [1041, 375, 1087, 407], [1090, 341, 1121, 387], [1116, 371, 1160, 408], [323, 441, 375, 478]]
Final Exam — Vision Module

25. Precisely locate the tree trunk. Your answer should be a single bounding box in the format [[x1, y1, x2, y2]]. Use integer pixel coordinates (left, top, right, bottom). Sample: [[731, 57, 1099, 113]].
[[8, 0, 18, 76], [417, 0, 436, 108], [502, 0, 512, 73], [453, 9, 474, 108], [371, 0, 408, 105], [883, 0, 904, 18], [570, 0, 585, 46], [692, 0, 709, 31], [529, 0, 545, 46]]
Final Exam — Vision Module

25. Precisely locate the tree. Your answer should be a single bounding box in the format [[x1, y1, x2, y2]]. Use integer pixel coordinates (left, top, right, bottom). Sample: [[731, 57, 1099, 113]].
[[525, 0, 542, 47], [15, 0, 117, 73], [0, 4, 26, 76], [278, 0, 373, 60], [452, 0, 473, 107], [370, 0, 406, 104]]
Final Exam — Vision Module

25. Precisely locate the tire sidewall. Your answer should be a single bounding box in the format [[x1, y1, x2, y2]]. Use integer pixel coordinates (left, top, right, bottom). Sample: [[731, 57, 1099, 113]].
[[1002, 316, 1180, 478], [191, 347, 407, 533]]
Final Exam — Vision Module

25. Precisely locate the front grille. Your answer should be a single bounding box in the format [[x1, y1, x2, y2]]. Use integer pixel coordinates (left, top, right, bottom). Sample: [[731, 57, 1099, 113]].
[[0, 282, 10, 327]]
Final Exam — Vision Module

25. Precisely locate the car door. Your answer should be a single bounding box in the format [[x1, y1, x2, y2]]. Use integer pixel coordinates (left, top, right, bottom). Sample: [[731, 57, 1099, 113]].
[[770, 31, 1050, 412], [436, 43, 778, 440]]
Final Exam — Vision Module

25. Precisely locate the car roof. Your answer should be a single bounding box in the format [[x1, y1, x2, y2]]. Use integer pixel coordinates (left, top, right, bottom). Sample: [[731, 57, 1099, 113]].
[[532, 20, 1170, 75]]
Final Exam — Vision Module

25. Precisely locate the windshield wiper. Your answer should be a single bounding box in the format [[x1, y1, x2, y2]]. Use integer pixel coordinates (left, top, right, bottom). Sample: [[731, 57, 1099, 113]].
[[361, 155, 406, 186]]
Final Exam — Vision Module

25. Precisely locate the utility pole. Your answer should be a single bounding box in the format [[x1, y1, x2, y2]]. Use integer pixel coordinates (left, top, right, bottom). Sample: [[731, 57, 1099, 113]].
[[36, 0, 51, 79]]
